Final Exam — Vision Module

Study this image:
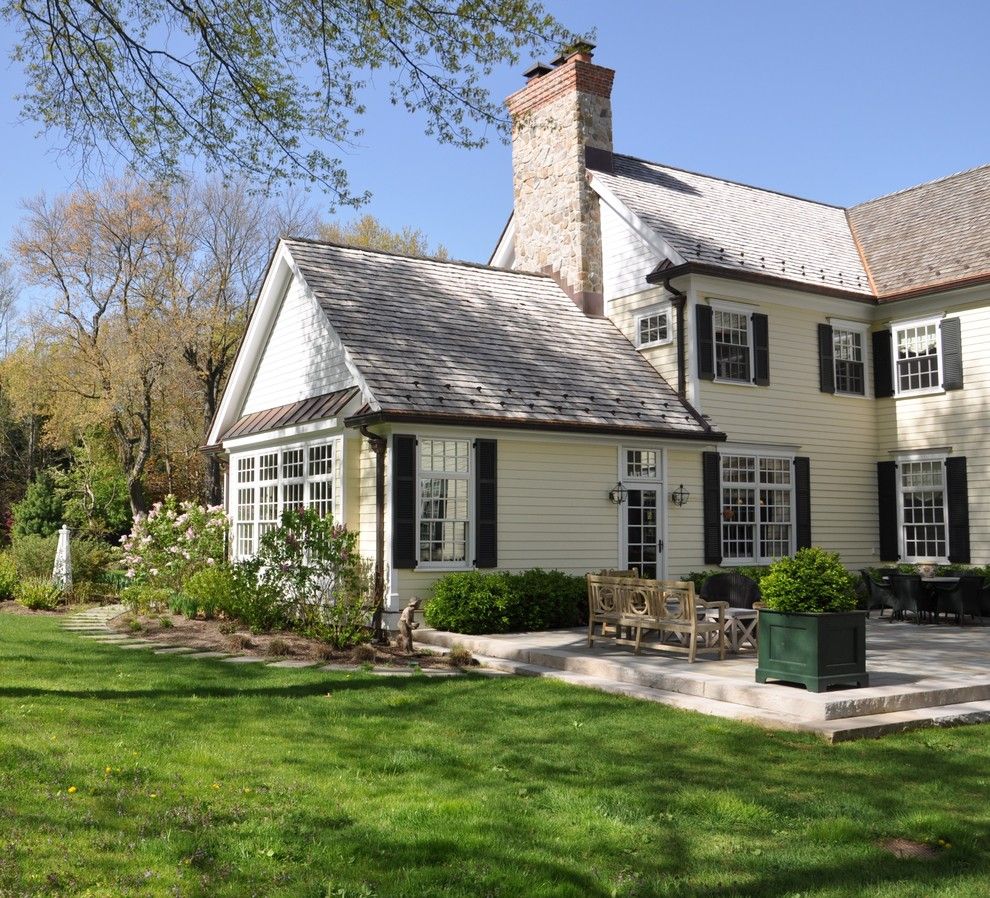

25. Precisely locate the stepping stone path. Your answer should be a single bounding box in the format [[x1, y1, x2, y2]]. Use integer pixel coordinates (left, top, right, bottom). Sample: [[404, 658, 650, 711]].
[[60, 605, 508, 681]]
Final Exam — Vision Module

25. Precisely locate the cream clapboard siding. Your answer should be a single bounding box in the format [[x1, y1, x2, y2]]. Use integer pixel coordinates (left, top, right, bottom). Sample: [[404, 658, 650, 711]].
[[242, 276, 355, 414], [876, 297, 990, 562], [600, 199, 662, 303], [609, 287, 680, 388], [664, 447, 707, 579], [693, 283, 879, 569]]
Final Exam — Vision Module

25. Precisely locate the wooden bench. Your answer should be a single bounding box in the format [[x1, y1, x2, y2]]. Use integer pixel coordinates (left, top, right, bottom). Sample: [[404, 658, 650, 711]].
[[587, 575, 727, 663]]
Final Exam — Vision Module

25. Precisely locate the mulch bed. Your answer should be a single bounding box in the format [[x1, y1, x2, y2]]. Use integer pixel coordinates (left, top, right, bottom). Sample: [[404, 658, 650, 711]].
[[107, 611, 467, 669], [0, 600, 64, 617]]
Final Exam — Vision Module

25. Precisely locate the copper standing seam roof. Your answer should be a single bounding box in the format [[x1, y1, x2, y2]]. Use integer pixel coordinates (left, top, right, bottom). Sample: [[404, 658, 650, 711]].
[[221, 386, 360, 440]]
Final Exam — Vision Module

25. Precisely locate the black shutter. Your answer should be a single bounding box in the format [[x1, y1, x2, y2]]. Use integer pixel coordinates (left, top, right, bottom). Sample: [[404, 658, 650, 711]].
[[876, 461, 899, 562], [794, 457, 811, 550], [941, 318, 964, 391], [702, 452, 722, 565], [817, 323, 835, 394], [391, 434, 417, 569], [945, 456, 970, 563], [696, 305, 715, 381], [474, 439, 497, 568], [752, 313, 770, 386], [873, 330, 894, 398]]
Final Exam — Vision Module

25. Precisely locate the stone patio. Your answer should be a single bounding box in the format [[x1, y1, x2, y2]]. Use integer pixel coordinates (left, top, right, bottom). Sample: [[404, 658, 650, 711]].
[[415, 617, 990, 742]]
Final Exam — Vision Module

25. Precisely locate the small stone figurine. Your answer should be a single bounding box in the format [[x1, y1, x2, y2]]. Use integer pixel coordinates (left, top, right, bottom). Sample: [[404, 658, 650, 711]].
[[396, 598, 421, 654]]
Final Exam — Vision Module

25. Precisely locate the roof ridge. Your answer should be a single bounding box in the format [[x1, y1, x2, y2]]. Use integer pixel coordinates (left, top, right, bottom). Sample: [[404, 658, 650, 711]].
[[850, 160, 990, 208], [281, 234, 553, 280], [610, 152, 848, 210]]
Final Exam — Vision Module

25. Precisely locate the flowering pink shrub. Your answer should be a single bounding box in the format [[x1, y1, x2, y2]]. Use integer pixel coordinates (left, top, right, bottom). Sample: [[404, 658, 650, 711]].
[[120, 496, 228, 589]]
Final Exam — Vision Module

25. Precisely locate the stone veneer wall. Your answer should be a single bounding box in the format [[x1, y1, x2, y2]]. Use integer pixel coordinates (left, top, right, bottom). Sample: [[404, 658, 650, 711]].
[[506, 56, 615, 316]]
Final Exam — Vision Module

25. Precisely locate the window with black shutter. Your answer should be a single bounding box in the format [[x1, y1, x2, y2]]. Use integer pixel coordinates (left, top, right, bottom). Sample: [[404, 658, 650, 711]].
[[876, 460, 899, 562], [872, 330, 894, 398], [474, 439, 497, 568], [702, 452, 722, 564], [751, 313, 770, 385], [940, 318, 964, 391], [391, 434, 418, 569], [945, 457, 970, 563], [696, 305, 715, 380], [794, 457, 811, 549], [817, 323, 835, 394]]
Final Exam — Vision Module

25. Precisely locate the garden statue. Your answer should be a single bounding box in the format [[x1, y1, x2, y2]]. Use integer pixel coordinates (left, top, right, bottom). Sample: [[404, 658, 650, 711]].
[[396, 598, 420, 653], [53, 525, 72, 592]]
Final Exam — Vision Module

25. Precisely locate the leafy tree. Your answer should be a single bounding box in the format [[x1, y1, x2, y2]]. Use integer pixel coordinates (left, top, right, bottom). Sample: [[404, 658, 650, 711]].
[[6, 1, 572, 199], [12, 471, 63, 538], [318, 214, 448, 259], [52, 435, 132, 539]]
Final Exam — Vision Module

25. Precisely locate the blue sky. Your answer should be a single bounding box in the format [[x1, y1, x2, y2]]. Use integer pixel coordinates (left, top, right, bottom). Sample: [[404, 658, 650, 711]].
[[2, 0, 989, 267]]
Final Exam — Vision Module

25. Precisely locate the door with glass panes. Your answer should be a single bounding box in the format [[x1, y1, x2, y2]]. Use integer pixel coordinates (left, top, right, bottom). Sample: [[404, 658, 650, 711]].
[[621, 449, 664, 579]]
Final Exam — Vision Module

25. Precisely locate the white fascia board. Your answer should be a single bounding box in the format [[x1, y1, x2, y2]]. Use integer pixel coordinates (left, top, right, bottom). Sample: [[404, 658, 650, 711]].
[[588, 173, 686, 267], [489, 216, 516, 269], [223, 419, 345, 453]]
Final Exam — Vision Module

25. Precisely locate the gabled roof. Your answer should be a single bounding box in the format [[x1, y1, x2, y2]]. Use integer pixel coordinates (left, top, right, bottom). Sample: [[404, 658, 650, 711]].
[[848, 163, 990, 299], [222, 387, 359, 440], [281, 239, 720, 440], [593, 154, 874, 297]]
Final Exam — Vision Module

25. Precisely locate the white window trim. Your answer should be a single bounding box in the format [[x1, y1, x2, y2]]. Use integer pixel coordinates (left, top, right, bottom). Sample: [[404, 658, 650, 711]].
[[709, 299, 756, 386], [415, 437, 475, 572], [891, 315, 944, 399], [230, 436, 344, 560], [634, 302, 673, 350], [717, 448, 796, 566], [617, 447, 667, 580], [896, 452, 950, 564], [829, 319, 872, 399]]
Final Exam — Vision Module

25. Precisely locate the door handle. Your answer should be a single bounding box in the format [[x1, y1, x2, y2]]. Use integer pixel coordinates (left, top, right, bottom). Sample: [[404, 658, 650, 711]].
[[657, 539, 664, 554]]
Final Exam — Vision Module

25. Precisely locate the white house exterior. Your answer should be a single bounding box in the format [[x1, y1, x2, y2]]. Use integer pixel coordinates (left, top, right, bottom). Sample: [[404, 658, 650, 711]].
[[208, 46, 990, 626]]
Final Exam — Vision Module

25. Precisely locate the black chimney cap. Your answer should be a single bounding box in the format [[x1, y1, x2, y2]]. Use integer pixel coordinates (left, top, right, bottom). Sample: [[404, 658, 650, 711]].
[[551, 39, 597, 66], [523, 62, 553, 80]]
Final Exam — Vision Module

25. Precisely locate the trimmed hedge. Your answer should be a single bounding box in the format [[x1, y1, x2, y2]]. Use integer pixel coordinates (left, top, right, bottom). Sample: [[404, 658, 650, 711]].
[[423, 569, 586, 635]]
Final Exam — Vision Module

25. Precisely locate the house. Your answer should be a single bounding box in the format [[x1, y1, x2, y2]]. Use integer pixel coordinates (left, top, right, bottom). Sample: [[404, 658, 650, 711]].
[[207, 44, 990, 625]]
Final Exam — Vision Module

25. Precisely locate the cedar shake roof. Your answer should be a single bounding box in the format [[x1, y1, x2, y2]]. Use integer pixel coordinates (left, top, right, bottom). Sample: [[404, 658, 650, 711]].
[[847, 163, 990, 299], [595, 154, 873, 296], [282, 239, 720, 440], [222, 387, 359, 440]]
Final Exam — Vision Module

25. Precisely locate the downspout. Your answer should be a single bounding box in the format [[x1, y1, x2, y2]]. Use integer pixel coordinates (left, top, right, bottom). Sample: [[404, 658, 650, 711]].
[[662, 273, 688, 400], [359, 425, 388, 642]]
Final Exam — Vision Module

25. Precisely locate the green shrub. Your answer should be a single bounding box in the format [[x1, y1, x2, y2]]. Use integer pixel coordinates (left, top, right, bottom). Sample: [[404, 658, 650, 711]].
[[424, 571, 514, 634], [9, 534, 122, 603], [0, 553, 18, 601], [181, 566, 236, 619], [15, 577, 63, 610], [504, 568, 586, 630], [10, 534, 57, 579], [120, 584, 173, 615], [759, 548, 858, 614]]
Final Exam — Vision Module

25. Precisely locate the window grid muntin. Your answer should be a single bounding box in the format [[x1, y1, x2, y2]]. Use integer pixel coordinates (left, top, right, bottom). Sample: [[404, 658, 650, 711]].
[[713, 309, 751, 382], [626, 449, 659, 480], [418, 439, 471, 566], [637, 311, 669, 347], [900, 460, 947, 560], [720, 454, 793, 564], [833, 328, 865, 395], [895, 322, 940, 394]]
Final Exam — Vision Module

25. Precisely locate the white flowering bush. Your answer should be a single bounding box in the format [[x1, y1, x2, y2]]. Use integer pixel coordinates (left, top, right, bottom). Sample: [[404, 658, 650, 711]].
[[121, 495, 228, 590]]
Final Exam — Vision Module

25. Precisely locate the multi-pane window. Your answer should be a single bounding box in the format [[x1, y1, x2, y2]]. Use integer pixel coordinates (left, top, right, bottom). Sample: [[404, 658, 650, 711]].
[[833, 328, 866, 395], [231, 440, 339, 558], [900, 460, 947, 560], [626, 449, 659, 480], [636, 309, 670, 347], [894, 321, 940, 394], [720, 454, 793, 563], [714, 309, 751, 382], [419, 438, 470, 566]]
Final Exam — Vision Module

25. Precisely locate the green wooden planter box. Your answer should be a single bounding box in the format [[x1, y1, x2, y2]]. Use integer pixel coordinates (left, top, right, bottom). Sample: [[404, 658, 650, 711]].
[[755, 609, 869, 692]]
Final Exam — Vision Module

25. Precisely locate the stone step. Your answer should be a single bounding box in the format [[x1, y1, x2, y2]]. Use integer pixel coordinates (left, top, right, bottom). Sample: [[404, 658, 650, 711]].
[[415, 629, 990, 723]]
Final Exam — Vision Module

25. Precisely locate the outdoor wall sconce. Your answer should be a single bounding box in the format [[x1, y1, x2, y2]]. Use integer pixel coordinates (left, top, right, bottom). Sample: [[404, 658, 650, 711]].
[[670, 484, 690, 507], [608, 482, 628, 505]]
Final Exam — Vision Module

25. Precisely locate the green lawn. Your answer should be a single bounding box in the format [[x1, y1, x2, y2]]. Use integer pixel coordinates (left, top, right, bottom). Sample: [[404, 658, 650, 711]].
[[1, 614, 988, 898]]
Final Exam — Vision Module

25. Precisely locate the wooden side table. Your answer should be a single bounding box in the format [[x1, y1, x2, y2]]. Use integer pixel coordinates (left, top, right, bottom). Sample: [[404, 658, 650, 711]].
[[722, 608, 759, 653]]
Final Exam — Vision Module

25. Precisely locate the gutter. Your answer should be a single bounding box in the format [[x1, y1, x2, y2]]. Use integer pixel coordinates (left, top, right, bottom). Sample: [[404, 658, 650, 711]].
[[660, 271, 688, 400]]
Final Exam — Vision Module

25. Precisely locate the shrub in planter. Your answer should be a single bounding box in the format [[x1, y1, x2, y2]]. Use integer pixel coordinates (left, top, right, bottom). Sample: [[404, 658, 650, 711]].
[[16, 577, 63, 610], [759, 548, 858, 613], [0, 553, 18, 601], [424, 571, 514, 634]]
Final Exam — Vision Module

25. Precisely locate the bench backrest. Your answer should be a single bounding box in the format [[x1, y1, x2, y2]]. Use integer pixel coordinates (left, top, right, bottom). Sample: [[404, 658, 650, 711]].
[[588, 575, 697, 623]]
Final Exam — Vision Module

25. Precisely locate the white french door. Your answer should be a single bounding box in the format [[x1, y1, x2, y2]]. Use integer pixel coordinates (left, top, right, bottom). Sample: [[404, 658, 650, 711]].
[[622, 485, 664, 579]]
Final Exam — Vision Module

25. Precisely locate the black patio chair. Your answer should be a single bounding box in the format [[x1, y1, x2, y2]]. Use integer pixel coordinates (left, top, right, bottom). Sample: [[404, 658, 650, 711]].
[[699, 572, 761, 609], [890, 573, 934, 624], [935, 575, 985, 625], [860, 570, 896, 618]]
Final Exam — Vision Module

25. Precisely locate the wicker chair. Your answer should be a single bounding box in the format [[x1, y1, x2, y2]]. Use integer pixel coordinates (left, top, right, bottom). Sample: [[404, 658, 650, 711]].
[[890, 573, 934, 623], [700, 572, 761, 609], [860, 569, 897, 618], [935, 575, 985, 625]]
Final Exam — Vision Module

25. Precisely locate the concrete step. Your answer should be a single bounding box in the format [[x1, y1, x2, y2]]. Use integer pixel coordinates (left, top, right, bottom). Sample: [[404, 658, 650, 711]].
[[415, 629, 990, 723]]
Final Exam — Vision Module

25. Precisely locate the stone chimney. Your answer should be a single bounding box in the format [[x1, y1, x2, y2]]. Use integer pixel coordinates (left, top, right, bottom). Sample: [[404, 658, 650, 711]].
[[506, 43, 614, 316]]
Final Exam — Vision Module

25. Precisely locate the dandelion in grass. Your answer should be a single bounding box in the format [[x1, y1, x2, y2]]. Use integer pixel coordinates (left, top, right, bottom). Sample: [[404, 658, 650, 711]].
[[67, 786, 77, 794]]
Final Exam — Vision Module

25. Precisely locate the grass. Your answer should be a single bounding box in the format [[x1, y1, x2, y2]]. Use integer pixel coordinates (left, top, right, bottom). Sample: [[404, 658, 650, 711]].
[[1, 615, 989, 898]]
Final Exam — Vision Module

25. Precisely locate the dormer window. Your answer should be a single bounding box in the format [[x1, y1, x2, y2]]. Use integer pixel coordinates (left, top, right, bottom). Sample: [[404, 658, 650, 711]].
[[636, 305, 671, 349]]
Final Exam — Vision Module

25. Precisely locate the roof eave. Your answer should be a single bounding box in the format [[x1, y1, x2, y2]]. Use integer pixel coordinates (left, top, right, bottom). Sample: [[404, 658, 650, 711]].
[[344, 408, 727, 442], [877, 271, 990, 303], [646, 261, 876, 303]]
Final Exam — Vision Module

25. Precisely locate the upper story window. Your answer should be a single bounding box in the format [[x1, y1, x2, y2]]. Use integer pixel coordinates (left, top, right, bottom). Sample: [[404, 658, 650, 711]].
[[636, 306, 671, 349], [419, 438, 471, 567], [894, 319, 940, 395], [714, 308, 751, 382], [833, 326, 866, 395]]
